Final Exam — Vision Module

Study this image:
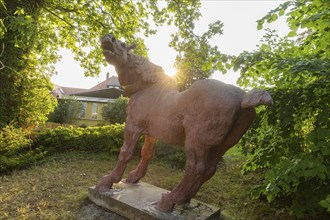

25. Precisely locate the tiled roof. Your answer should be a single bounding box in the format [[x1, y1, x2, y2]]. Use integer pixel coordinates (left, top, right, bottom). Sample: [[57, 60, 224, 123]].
[[74, 88, 123, 99], [61, 87, 88, 95], [52, 76, 124, 99], [52, 86, 88, 98], [89, 76, 121, 91]]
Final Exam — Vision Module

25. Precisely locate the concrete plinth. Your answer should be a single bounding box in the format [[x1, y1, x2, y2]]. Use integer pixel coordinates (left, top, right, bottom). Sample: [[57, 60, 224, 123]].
[[88, 181, 220, 220]]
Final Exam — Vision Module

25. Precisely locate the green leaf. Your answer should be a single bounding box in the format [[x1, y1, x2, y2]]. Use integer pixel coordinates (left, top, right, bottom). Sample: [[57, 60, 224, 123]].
[[319, 195, 330, 211], [271, 14, 278, 22], [225, 63, 231, 69], [288, 31, 297, 37]]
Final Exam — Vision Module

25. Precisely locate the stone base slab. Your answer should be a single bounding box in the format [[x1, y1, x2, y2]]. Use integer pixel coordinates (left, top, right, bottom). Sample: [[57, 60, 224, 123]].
[[88, 181, 220, 220]]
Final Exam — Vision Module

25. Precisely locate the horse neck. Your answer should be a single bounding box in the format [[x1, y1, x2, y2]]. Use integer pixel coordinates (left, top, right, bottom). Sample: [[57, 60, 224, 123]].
[[154, 77, 178, 92], [115, 53, 178, 95]]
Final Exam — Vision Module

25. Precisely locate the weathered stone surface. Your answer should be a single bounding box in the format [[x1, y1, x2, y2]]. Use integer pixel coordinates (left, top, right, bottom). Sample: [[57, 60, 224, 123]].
[[88, 181, 220, 220]]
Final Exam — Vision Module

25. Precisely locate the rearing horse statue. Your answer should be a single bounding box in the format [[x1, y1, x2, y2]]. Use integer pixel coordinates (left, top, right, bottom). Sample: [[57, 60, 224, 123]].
[[95, 34, 273, 212]]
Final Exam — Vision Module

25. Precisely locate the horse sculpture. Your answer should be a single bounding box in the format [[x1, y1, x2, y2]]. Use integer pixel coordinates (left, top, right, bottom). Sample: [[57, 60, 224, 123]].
[[95, 34, 273, 212]]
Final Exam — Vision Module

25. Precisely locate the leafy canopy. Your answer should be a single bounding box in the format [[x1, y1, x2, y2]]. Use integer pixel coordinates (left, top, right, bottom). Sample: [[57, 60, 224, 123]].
[[1, 0, 226, 127], [160, 1, 229, 90]]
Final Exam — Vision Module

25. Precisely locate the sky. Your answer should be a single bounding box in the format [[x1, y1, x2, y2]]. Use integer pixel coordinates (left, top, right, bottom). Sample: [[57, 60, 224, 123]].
[[51, 0, 289, 89]]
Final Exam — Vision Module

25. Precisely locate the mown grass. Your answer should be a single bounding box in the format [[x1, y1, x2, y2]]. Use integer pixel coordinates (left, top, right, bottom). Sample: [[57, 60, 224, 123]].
[[0, 147, 292, 220]]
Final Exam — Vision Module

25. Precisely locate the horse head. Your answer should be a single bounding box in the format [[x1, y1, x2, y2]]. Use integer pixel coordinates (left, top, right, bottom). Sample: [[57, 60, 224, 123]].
[[101, 34, 136, 67], [101, 34, 176, 96]]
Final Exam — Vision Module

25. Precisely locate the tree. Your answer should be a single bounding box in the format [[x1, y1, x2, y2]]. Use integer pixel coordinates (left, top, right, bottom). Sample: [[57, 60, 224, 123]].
[[0, 0, 153, 128], [158, 1, 229, 90], [102, 96, 129, 124], [233, 0, 329, 217], [0, 0, 57, 127], [0, 0, 228, 127], [47, 97, 82, 124], [0, 0, 229, 174], [174, 20, 229, 91]]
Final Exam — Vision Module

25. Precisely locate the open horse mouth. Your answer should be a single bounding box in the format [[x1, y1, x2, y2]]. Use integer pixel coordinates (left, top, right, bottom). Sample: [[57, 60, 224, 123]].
[[101, 35, 115, 55]]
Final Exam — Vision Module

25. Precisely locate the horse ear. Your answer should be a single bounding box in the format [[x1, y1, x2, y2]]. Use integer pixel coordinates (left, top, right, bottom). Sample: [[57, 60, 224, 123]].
[[127, 44, 136, 51]]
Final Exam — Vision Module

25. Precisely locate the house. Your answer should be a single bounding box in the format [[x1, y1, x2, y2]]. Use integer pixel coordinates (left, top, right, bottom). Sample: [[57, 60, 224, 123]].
[[52, 74, 124, 126]]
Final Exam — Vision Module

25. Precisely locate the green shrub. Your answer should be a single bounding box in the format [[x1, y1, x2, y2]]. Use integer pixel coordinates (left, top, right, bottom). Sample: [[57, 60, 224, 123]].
[[232, 1, 330, 217], [36, 124, 186, 167], [36, 124, 125, 154], [0, 124, 46, 173], [47, 97, 82, 124], [155, 141, 186, 169], [102, 96, 129, 124], [2, 123, 187, 173]]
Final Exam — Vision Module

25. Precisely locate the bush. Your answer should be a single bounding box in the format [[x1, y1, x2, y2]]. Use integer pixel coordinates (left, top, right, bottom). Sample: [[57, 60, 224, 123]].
[[155, 141, 186, 169], [233, 1, 329, 217], [47, 97, 82, 124], [102, 96, 129, 124], [0, 120, 190, 174], [1, 123, 187, 173], [36, 124, 186, 166], [0, 124, 46, 173], [36, 124, 125, 154]]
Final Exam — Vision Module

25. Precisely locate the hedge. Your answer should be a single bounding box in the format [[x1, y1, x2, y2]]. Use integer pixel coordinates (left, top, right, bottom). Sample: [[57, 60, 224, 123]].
[[1, 123, 186, 173], [36, 124, 125, 154], [0, 124, 46, 174]]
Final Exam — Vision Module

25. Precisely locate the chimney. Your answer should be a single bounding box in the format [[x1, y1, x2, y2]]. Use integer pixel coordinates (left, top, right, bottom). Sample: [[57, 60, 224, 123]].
[[106, 72, 109, 79]]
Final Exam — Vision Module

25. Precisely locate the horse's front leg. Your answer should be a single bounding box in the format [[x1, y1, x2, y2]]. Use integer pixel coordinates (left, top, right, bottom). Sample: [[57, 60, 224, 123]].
[[126, 135, 156, 184], [95, 123, 143, 191]]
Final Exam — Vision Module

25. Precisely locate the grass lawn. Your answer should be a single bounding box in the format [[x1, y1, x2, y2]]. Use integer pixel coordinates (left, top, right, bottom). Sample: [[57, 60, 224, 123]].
[[0, 147, 292, 219]]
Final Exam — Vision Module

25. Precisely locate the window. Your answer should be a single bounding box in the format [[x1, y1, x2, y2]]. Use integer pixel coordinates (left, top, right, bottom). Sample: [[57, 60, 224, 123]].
[[91, 103, 98, 119], [80, 102, 87, 119]]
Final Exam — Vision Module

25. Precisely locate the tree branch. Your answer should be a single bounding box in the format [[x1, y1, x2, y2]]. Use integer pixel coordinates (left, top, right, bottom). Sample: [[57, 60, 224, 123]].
[[0, 44, 4, 70], [42, 6, 75, 28]]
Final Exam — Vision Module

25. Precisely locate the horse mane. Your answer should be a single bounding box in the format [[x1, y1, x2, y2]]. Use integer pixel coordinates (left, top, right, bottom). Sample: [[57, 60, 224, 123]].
[[127, 53, 177, 90]]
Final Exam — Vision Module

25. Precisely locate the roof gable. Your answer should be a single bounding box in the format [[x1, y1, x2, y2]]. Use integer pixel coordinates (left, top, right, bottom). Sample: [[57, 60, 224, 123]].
[[73, 88, 123, 99], [53, 76, 124, 99], [90, 76, 121, 91]]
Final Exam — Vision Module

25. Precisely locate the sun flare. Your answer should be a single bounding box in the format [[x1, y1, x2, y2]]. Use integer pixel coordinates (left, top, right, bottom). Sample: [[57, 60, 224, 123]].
[[165, 65, 177, 78]]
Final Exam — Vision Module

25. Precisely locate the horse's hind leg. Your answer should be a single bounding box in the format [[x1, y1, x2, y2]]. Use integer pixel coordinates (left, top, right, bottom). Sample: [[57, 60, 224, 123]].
[[156, 140, 211, 212], [95, 122, 143, 191], [159, 148, 220, 208], [126, 135, 156, 184], [156, 108, 256, 212], [179, 107, 257, 202]]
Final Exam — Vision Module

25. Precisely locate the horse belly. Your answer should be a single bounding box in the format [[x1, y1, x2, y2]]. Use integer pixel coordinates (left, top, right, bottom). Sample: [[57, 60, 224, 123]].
[[147, 117, 185, 146], [182, 99, 241, 146]]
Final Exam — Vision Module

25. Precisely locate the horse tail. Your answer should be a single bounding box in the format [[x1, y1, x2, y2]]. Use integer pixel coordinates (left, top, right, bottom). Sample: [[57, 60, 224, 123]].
[[241, 89, 273, 108]]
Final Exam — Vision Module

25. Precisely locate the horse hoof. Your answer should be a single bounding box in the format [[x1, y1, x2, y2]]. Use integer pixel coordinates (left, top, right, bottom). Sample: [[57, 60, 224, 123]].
[[156, 195, 175, 212], [126, 171, 140, 184], [95, 182, 112, 191], [94, 185, 111, 192], [95, 175, 113, 191], [125, 176, 139, 184]]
